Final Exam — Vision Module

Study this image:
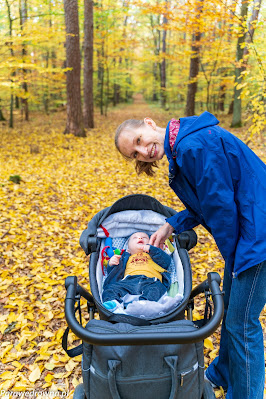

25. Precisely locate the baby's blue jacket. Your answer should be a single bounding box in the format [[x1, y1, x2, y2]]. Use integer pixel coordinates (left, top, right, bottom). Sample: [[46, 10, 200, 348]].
[[103, 245, 172, 290], [165, 111, 266, 277]]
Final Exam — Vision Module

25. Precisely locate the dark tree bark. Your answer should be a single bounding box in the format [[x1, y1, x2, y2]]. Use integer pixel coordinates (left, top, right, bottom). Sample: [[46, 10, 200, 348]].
[[228, 100, 234, 115], [231, 0, 249, 127], [5, 0, 14, 127], [150, 13, 161, 102], [228, 0, 261, 123], [243, 0, 262, 61], [185, 0, 204, 116], [218, 84, 226, 112], [112, 1, 129, 106], [97, 44, 104, 116], [43, 1, 56, 115], [160, 10, 167, 109], [63, 0, 85, 136], [19, 0, 29, 121], [0, 100, 6, 121], [83, 0, 94, 129]]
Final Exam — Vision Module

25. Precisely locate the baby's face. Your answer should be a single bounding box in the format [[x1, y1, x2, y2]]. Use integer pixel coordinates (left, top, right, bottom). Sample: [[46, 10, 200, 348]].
[[128, 232, 149, 255]]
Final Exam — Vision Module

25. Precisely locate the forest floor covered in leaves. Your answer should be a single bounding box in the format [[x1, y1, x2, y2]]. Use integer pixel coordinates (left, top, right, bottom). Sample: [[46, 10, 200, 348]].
[[0, 99, 265, 398]]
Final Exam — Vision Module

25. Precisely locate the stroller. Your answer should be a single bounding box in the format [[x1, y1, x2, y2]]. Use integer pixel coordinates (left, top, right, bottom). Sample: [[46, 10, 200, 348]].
[[63, 194, 224, 399]]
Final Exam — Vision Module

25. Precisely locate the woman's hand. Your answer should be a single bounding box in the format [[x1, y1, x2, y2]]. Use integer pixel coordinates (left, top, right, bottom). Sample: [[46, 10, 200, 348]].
[[149, 223, 174, 249], [109, 255, 121, 266]]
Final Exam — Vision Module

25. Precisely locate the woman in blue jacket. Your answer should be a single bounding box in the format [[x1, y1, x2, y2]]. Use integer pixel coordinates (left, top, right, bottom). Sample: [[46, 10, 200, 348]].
[[115, 112, 266, 399]]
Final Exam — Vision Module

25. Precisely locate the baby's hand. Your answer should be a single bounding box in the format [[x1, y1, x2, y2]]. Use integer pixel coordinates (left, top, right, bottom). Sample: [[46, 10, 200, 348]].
[[140, 244, 150, 253], [109, 255, 121, 266]]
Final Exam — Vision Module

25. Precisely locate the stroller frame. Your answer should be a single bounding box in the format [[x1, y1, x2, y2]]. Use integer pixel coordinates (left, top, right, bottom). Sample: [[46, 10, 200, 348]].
[[63, 195, 224, 398]]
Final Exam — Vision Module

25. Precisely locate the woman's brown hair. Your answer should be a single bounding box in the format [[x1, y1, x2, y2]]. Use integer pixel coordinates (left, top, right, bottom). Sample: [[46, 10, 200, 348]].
[[115, 119, 159, 177]]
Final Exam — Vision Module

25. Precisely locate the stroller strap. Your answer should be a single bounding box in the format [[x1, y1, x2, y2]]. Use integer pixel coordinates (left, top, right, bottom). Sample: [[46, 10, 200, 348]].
[[62, 327, 83, 357], [62, 300, 83, 357]]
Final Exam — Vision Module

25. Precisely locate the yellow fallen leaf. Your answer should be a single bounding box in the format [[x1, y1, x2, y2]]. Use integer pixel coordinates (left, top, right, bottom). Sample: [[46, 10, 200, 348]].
[[209, 348, 219, 359], [53, 373, 65, 379], [45, 374, 54, 383], [44, 363, 56, 371], [0, 344, 13, 359], [0, 323, 8, 334], [42, 383, 52, 388], [204, 337, 214, 350], [43, 331, 54, 339], [12, 383, 28, 390], [12, 361, 24, 370], [17, 313, 25, 322], [65, 359, 77, 372], [46, 311, 54, 321], [26, 313, 35, 321], [0, 378, 15, 390], [0, 371, 16, 380], [50, 382, 64, 392], [28, 366, 41, 383], [71, 377, 79, 388]]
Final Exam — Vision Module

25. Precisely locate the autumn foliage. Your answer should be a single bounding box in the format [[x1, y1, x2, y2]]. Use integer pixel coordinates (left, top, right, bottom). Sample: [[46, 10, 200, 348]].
[[0, 0, 265, 133]]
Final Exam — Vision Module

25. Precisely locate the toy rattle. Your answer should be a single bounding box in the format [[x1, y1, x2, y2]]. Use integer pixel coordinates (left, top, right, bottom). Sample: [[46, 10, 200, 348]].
[[100, 225, 124, 275]]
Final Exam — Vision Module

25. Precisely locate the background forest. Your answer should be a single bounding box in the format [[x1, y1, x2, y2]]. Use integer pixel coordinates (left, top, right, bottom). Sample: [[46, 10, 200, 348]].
[[0, 0, 265, 397], [0, 0, 265, 135]]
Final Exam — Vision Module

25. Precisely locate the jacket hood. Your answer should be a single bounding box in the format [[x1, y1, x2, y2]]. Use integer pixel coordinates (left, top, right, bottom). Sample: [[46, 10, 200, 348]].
[[175, 111, 219, 145]]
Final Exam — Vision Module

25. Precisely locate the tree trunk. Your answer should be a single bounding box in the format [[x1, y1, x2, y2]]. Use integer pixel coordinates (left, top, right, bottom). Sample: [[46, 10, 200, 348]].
[[185, 0, 204, 116], [113, 2, 129, 106], [160, 4, 168, 109], [243, 0, 262, 60], [0, 100, 6, 121], [113, 83, 120, 106], [105, 63, 109, 116], [44, 51, 50, 114], [125, 58, 131, 102], [218, 84, 226, 112], [63, 0, 85, 136], [152, 61, 159, 102], [231, 0, 249, 127], [20, 0, 29, 121], [160, 16, 167, 108], [83, 0, 94, 129], [228, 100, 234, 115], [5, 0, 14, 127], [150, 13, 160, 103], [185, 32, 201, 116], [98, 45, 104, 116]]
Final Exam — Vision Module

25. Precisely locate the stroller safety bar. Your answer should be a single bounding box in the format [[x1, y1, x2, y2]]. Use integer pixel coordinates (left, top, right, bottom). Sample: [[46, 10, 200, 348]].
[[64, 272, 224, 346]]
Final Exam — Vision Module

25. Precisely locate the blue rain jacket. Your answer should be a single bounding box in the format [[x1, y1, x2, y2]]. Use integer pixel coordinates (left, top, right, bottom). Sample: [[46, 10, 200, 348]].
[[164, 112, 266, 277]]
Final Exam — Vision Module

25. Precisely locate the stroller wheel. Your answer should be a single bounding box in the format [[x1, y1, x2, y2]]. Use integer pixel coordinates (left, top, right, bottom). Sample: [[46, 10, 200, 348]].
[[73, 383, 86, 399], [202, 380, 216, 399]]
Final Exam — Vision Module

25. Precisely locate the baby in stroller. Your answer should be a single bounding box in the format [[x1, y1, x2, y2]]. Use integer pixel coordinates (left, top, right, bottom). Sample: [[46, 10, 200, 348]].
[[102, 231, 171, 311], [96, 207, 184, 319]]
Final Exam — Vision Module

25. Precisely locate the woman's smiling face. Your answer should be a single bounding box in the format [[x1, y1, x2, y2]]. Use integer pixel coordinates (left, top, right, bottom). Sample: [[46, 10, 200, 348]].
[[117, 118, 165, 163]]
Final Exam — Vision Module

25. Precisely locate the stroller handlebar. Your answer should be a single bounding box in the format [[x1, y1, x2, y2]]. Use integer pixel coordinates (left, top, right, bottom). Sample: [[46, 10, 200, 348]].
[[64, 272, 224, 346]]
